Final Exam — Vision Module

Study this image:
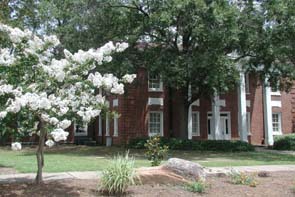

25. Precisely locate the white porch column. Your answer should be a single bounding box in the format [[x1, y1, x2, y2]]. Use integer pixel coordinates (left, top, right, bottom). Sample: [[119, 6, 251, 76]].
[[237, 72, 248, 142], [188, 85, 193, 140], [263, 79, 274, 146], [211, 92, 221, 140]]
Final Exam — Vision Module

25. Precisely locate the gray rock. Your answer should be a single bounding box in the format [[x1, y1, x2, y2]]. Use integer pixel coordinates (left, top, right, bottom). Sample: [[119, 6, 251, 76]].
[[163, 158, 206, 181]]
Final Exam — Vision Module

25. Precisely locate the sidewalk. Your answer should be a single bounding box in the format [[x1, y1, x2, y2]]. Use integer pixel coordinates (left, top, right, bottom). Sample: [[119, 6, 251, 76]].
[[255, 147, 295, 156], [0, 171, 101, 184], [1, 165, 295, 184]]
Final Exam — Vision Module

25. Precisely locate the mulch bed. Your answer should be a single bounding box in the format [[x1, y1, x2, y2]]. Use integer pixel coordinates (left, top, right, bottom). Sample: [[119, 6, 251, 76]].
[[0, 171, 295, 197]]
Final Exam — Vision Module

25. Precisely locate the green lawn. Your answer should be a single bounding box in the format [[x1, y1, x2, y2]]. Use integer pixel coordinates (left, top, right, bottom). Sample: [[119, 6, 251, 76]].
[[0, 145, 294, 173]]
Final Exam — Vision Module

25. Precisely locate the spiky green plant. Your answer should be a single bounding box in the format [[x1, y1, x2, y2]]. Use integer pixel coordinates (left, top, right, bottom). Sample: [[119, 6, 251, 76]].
[[99, 152, 137, 195]]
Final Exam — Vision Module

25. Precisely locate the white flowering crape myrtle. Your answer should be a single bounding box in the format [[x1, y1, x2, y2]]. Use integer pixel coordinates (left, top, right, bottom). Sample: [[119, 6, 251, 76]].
[[0, 24, 135, 152]]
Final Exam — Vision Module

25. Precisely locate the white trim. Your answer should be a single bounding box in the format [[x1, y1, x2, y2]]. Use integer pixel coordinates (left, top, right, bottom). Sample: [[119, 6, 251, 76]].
[[192, 112, 200, 136], [113, 115, 119, 137], [74, 123, 88, 136], [272, 112, 282, 135], [148, 98, 164, 106], [113, 99, 118, 107], [263, 81, 274, 145], [148, 111, 163, 137], [271, 100, 281, 108], [271, 91, 281, 96]]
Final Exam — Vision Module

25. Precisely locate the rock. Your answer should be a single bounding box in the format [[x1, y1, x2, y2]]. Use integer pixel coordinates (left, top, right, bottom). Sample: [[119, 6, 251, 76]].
[[163, 158, 206, 181], [258, 171, 271, 177]]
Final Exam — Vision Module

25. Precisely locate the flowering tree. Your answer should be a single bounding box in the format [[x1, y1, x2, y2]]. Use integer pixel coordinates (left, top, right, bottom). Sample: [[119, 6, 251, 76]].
[[0, 23, 136, 184]]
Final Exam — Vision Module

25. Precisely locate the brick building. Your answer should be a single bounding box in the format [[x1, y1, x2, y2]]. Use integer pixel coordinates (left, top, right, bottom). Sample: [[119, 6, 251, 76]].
[[70, 67, 295, 146]]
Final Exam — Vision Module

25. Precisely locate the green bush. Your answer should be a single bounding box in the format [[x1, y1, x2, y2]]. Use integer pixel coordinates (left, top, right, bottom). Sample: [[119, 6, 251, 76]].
[[229, 169, 257, 187], [128, 137, 255, 152], [185, 180, 208, 193], [99, 152, 137, 195], [144, 135, 169, 166], [273, 134, 295, 151]]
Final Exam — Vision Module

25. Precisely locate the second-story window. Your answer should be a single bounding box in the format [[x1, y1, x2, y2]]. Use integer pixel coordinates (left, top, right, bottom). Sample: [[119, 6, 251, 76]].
[[148, 73, 163, 91]]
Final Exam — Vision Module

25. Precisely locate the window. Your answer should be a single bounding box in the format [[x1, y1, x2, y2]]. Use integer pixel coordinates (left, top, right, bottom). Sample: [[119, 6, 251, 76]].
[[271, 83, 280, 95], [245, 73, 250, 94], [246, 112, 251, 135], [148, 73, 163, 91], [192, 112, 200, 136], [148, 111, 163, 136], [207, 112, 231, 139], [74, 123, 88, 136], [272, 113, 282, 134]]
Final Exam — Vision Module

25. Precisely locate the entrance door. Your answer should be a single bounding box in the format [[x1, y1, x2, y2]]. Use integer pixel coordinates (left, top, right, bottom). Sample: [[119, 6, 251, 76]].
[[207, 112, 231, 140]]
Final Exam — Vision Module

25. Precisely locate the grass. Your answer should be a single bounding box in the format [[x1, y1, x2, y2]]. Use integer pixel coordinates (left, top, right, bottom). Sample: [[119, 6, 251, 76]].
[[0, 145, 295, 173]]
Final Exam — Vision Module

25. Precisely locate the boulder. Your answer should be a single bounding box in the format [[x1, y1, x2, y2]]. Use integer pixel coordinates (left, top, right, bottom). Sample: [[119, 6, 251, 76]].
[[163, 158, 206, 181]]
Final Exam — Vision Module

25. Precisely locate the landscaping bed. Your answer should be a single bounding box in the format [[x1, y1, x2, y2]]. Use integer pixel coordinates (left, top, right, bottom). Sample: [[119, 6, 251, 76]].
[[0, 171, 294, 196]]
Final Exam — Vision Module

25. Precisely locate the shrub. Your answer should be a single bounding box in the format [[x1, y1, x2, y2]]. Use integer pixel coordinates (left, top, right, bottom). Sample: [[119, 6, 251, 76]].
[[185, 180, 208, 193], [229, 169, 257, 187], [144, 135, 169, 166], [99, 152, 136, 195], [273, 134, 295, 151], [129, 137, 255, 152]]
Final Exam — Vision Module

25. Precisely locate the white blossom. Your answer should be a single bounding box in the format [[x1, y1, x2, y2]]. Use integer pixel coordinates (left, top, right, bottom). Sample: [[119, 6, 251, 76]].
[[45, 139, 55, 148], [122, 74, 137, 83], [0, 111, 7, 119], [51, 128, 69, 142], [59, 119, 72, 129], [11, 142, 22, 151]]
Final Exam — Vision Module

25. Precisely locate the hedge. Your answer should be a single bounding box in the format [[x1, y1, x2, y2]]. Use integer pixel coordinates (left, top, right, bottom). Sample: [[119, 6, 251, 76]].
[[128, 137, 255, 152], [273, 134, 295, 151]]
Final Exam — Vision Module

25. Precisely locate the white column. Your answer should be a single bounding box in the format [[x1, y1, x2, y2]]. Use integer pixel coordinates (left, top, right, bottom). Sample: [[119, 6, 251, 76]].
[[238, 72, 248, 142], [113, 115, 118, 137], [211, 92, 220, 140], [263, 79, 274, 146], [105, 114, 110, 137], [188, 85, 193, 140], [98, 115, 102, 136], [188, 104, 193, 140]]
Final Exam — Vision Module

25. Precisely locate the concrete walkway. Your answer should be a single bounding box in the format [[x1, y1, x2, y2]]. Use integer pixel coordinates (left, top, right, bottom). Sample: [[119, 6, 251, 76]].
[[1, 165, 295, 183], [0, 171, 101, 183], [255, 147, 295, 156]]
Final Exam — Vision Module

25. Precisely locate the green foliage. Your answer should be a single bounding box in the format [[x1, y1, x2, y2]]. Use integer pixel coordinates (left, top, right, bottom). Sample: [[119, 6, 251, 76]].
[[129, 137, 255, 152], [144, 135, 169, 166], [229, 170, 257, 187], [99, 152, 137, 195], [185, 180, 208, 193], [273, 134, 295, 151]]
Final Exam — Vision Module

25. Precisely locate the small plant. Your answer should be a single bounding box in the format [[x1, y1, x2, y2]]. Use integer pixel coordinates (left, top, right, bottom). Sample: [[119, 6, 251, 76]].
[[229, 169, 257, 187], [144, 135, 169, 166], [185, 180, 208, 193], [99, 152, 137, 195]]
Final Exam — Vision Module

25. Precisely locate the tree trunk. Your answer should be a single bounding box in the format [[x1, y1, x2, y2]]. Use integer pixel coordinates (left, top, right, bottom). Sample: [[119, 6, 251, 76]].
[[35, 119, 46, 184], [178, 99, 190, 139]]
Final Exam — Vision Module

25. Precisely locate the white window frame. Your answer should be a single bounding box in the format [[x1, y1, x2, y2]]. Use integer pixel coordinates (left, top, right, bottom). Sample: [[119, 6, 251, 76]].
[[74, 123, 88, 136], [192, 112, 200, 136], [148, 73, 163, 92], [113, 115, 119, 137], [148, 111, 163, 137], [272, 112, 282, 135]]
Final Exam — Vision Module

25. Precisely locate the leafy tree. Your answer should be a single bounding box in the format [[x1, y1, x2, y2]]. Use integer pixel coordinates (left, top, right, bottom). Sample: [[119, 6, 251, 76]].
[[0, 23, 135, 183]]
